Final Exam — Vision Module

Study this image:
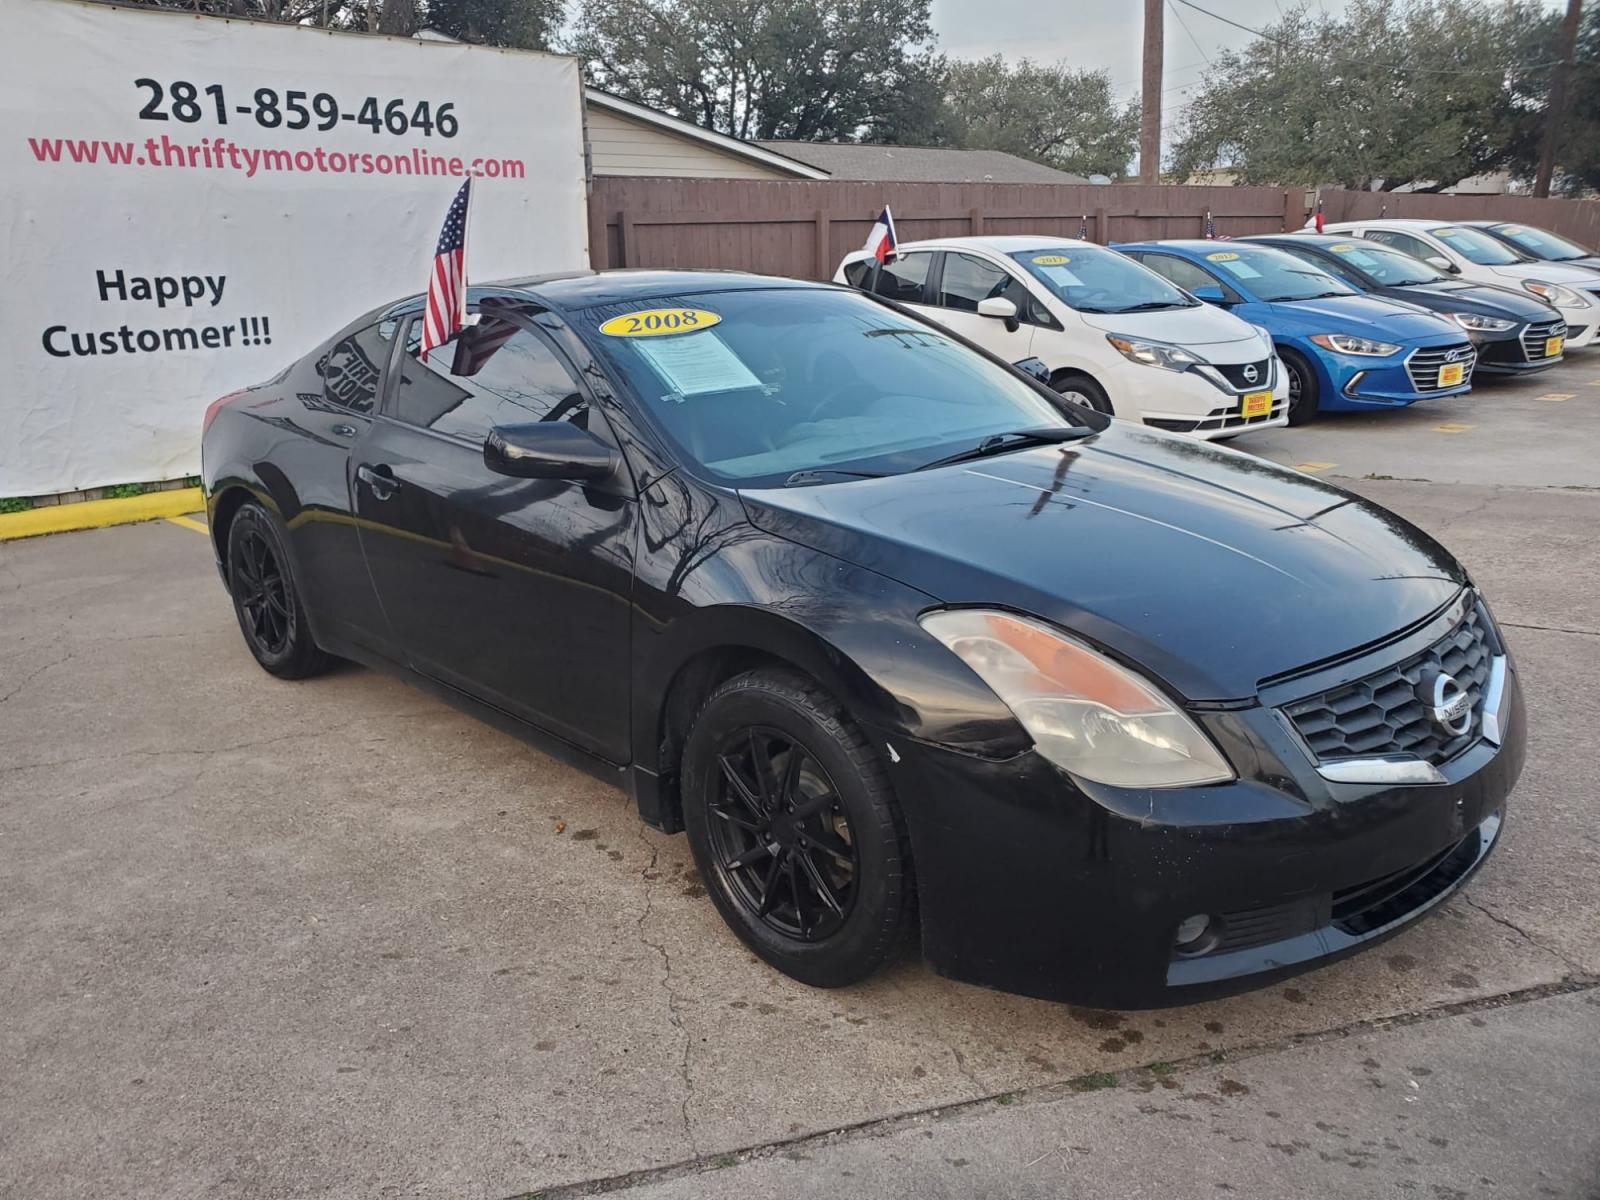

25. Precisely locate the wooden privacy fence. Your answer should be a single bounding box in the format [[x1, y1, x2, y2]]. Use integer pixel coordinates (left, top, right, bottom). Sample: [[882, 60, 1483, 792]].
[[587, 178, 1310, 280], [1319, 188, 1600, 248]]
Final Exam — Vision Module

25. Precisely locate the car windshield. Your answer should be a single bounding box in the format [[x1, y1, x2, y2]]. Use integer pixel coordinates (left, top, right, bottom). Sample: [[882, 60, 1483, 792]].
[[1007, 245, 1195, 313], [1431, 226, 1523, 265], [1489, 223, 1591, 262], [1320, 240, 1444, 286], [578, 288, 1085, 488], [1198, 244, 1357, 302]]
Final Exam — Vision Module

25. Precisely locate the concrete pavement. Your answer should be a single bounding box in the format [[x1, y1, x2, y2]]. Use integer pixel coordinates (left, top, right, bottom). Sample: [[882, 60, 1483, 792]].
[[1, 353, 1597, 1198]]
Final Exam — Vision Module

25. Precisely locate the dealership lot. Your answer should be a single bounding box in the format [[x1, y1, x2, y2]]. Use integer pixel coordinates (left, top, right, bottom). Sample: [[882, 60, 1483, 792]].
[[3, 358, 1598, 1198]]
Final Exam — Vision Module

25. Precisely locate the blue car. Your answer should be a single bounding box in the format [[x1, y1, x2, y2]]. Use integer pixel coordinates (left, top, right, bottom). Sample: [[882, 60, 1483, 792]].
[[1116, 240, 1478, 425]]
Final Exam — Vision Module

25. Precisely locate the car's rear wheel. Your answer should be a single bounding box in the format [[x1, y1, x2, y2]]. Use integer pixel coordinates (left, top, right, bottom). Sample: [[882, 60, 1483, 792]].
[[1281, 349, 1320, 425], [226, 502, 333, 679], [1051, 372, 1114, 415], [681, 669, 914, 988]]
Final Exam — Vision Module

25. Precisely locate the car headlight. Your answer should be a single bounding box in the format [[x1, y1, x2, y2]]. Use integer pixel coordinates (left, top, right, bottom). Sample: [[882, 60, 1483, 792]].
[[1523, 280, 1592, 309], [1449, 312, 1517, 333], [1309, 333, 1402, 356], [919, 609, 1234, 788], [1106, 334, 1201, 371]]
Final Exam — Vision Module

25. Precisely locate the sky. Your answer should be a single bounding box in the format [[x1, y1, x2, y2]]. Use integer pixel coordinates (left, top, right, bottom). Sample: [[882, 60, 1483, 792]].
[[930, 0, 1565, 136]]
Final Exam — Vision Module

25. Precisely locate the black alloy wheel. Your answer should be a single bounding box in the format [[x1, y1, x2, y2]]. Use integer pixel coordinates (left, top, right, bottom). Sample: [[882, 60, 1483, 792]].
[[1281, 349, 1320, 426], [707, 726, 858, 942], [1051, 372, 1114, 415], [226, 502, 334, 679], [682, 669, 914, 988]]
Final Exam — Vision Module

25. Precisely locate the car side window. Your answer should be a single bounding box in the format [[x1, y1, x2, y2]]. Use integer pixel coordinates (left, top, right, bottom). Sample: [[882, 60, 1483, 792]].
[[1365, 230, 1435, 261], [1137, 253, 1228, 297], [317, 320, 397, 414], [937, 252, 1037, 317], [390, 312, 590, 444], [869, 252, 933, 303]]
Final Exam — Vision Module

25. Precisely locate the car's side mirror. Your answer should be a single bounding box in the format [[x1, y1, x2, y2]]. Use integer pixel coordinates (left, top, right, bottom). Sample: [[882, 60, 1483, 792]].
[[1426, 255, 1459, 274], [1012, 356, 1052, 383], [1191, 284, 1229, 305], [484, 421, 619, 482], [978, 296, 1021, 332]]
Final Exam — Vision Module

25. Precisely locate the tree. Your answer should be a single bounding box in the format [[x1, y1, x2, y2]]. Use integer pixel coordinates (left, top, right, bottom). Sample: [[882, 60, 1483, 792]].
[[1507, 2, 1600, 193], [1170, 0, 1556, 191], [119, 0, 559, 49], [942, 55, 1139, 178], [566, 0, 942, 141]]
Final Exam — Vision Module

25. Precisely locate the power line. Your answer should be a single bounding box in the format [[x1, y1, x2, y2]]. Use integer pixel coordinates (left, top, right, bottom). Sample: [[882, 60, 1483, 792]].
[[1170, 0, 1563, 76], [1167, 0, 1212, 65]]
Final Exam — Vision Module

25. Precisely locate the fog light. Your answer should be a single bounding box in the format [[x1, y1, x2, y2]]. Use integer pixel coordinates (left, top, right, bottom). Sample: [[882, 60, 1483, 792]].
[[1173, 913, 1219, 957]]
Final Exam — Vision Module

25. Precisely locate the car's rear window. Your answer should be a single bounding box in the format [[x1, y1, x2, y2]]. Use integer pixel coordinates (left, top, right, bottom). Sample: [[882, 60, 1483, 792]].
[[574, 287, 1081, 487]]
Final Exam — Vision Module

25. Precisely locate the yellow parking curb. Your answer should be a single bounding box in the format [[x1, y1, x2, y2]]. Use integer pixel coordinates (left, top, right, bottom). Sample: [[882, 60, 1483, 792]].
[[0, 487, 204, 541]]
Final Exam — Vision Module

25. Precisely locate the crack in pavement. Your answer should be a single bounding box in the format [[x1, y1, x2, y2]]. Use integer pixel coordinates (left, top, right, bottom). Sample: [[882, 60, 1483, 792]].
[[1460, 892, 1589, 976], [0, 651, 75, 705], [633, 821, 698, 1160], [515, 976, 1600, 1199], [1499, 620, 1599, 638]]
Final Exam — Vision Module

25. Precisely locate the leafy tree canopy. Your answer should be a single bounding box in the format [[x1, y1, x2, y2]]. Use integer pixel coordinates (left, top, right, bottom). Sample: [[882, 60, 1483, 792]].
[[942, 55, 1139, 178], [567, 0, 940, 141], [1171, 0, 1557, 191], [123, 0, 560, 49]]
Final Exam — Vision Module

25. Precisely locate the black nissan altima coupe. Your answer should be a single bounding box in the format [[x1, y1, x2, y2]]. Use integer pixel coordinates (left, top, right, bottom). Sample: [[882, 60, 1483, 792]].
[[200, 270, 1524, 1008]]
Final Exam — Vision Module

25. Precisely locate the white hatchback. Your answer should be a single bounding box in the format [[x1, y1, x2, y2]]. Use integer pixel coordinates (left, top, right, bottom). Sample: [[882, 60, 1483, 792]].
[[836, 235, 1288, 438], [1319, 218, 1600, 348]]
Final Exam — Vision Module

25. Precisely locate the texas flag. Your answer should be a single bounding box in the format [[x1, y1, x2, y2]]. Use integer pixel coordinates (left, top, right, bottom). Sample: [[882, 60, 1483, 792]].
[[863, 207, 898, 263], [1315, 198, 1326, 233]]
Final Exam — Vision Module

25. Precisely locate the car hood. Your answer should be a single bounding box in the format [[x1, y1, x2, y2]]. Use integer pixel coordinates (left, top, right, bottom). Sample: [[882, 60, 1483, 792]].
[[740, 424, 1466, 702], [1260, 294, 1464, 341], [1483, 260, 1600, 286], [1397, 280, 1560, 321], [1075, 302, 1266, 354]]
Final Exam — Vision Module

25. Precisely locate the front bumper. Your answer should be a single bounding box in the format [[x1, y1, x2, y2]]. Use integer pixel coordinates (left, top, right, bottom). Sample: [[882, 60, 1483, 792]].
[[1471, 322, 1564, 374], [877, 610, 1525, 1009], [1329, 350, 1475, 407], [1134, 359, 1290, 439]]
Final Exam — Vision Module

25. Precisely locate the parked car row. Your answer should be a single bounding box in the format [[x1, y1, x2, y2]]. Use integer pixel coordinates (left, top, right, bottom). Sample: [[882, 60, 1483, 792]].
[[836, 219, 1598, 435]]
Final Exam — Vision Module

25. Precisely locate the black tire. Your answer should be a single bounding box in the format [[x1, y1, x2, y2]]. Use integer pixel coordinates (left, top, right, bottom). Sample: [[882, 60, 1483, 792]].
[[1280, 349, 1320, 426], [1051, 372, 1114, 415], [681, 669, 914, 988], [225, 502, 334, 679]]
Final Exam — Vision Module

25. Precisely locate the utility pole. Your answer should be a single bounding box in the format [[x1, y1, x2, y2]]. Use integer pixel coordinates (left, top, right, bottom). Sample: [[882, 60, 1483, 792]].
[[1535, 0, 1584, 197], [1141, 0, 1164, 185]]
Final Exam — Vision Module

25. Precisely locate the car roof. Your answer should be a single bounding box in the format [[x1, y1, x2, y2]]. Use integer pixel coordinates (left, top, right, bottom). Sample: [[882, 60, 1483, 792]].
[[844, 235, 1093, 260], [1325, 218, 1464, 231], [1115, 239, 1261, 252], [378, 268, 834, 321]]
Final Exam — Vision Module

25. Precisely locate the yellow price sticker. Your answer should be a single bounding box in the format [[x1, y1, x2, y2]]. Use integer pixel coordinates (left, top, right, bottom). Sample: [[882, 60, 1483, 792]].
[[1206, 251, 1240, 262], [598, 308, 722, 338], [1501, 225, 1524, 235], [1330, 243, 1357, 252], [1032, 254, 1072, 265]]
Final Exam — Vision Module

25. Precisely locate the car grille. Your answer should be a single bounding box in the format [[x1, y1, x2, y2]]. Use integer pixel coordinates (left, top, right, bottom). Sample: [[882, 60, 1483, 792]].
[[1283, 604, 1495, 764], [1404, 343, 1477, 392], [1332, 820, 1488, 936], [1211, 359, 1274, 391], [1520, 319, 1567, 362]]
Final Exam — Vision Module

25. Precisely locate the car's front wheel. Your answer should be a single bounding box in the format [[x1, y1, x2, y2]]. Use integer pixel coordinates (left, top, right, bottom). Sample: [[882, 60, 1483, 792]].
[[681, 669, 914, 988], [226, 502, 333, 679], [1281, 348, 1320, 426], [1051, 371, 1114, 415]]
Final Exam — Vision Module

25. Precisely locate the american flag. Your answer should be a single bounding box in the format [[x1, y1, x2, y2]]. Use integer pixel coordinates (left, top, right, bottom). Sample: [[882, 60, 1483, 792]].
[[420, 178, 472, 363], [1078, 213, 1088, 240], [1204, 210, 1232, 241]]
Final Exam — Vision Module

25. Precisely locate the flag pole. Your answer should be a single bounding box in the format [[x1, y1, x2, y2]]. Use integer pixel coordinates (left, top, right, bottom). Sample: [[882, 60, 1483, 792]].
[[460, 177, 477, 328]]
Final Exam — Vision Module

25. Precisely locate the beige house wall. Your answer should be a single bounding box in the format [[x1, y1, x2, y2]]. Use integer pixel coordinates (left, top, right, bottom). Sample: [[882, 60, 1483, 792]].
[[587, 107, 795, 180]]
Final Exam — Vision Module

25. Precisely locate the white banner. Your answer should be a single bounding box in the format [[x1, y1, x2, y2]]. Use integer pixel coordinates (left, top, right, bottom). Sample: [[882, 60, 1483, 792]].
[[0, 0, 589, 496]]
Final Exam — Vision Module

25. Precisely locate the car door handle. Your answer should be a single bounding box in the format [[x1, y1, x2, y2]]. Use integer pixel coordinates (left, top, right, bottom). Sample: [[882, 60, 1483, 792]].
[[357, 464, 399, 499], [331, 423, 356, 438]]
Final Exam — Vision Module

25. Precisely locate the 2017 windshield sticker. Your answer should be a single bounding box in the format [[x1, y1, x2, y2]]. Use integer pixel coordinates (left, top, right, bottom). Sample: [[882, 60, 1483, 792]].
[[1205, 251, 1240, 262], [1501, 225, 1524, 234], [598, 308, 721, 338], [1330, 243, 1357, 252], [1032, 254, 1071, 265]]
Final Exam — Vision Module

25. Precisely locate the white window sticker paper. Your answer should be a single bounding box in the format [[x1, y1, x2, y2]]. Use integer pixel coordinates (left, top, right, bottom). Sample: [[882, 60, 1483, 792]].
[[1214, 259, 1262, 280], [634, 331, 764, 397], [1039, 264, 1085, 288]]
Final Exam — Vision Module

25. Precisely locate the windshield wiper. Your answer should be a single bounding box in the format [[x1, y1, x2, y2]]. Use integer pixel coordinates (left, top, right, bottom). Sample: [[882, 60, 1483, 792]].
[[1282, 291, 1349, 301], [913, 426, 1094, 472], [783, 467, 888, 487], [1111, 300, 1193, 312]]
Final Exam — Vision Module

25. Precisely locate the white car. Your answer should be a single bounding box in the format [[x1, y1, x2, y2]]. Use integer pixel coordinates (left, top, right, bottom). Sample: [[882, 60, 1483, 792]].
[[836, 235, 1288, 438], [1319, 218, 1600, 348]]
